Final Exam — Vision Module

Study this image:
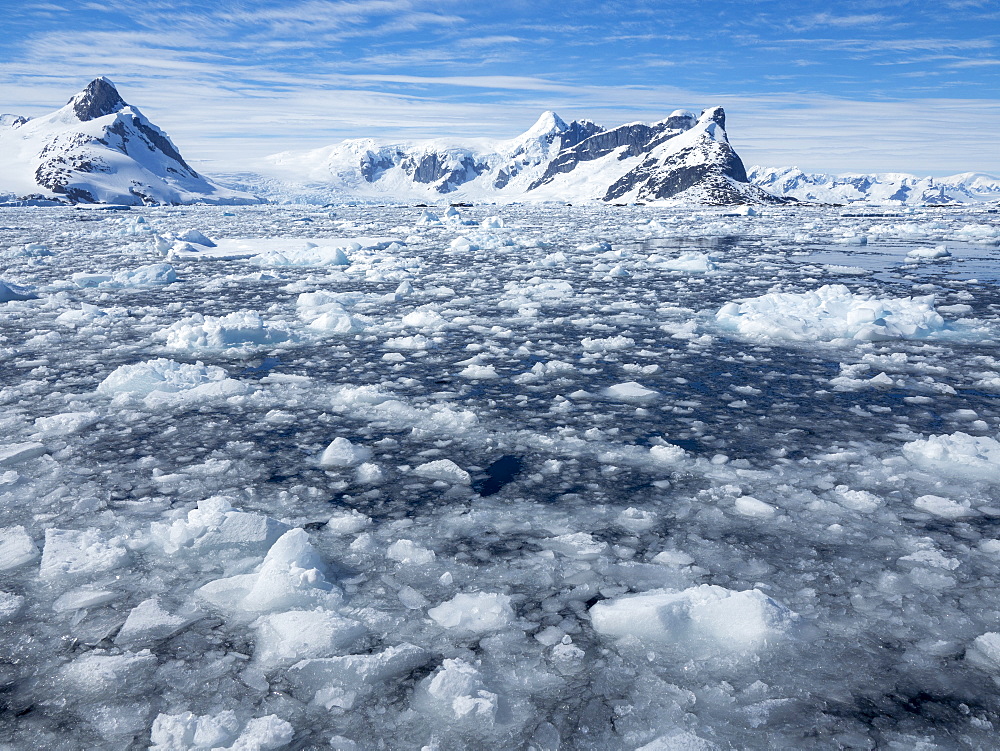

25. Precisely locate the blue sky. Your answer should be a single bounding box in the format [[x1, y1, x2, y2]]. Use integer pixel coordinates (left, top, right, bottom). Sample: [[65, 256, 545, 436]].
[[1, 0, 998, 174]]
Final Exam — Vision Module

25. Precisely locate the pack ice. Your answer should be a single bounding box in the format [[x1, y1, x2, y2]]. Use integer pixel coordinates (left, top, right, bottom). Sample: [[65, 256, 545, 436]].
[[0, 201, 999, 749]]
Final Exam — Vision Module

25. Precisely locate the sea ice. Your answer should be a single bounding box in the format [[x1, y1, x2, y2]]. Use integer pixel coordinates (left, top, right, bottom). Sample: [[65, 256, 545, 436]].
[[715, 284, 957, 342], [149, 711, 294, 751], [413, 459, 471, 484], [252, 610, 366, 669], [590, 585, 795, 655], [318, 437, 372, 468], [160, 311, 295, 351], [197, 529, 341, 616], [428, 592, 516, 633], [903, 432, 1000, 482]]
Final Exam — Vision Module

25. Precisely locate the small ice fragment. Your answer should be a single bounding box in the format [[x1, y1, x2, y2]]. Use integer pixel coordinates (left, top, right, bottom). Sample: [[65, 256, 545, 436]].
[[319, 437, 372, 468], [0, 442, 47, 467], [734, 496, 777, 518], [413, 459, 471, 485], [0, 526, 39, 570], [428, 592, 515, 634], [387, 539, 436, 565], [913, 494, 974, 519], [590, 585, 795, 654]]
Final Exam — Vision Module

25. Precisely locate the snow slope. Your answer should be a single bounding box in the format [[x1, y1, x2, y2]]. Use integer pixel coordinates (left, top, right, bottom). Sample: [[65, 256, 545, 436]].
[[0, 78, 259, 206]]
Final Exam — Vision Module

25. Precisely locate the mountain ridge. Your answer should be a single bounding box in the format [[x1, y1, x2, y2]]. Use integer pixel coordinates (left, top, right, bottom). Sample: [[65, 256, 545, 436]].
[[256, 105, 775, 205], [0, 78, 259, 206], [749, 165, 1000, 205]]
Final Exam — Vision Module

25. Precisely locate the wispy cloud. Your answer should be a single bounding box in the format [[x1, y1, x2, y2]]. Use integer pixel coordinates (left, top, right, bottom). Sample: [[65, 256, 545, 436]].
[[946, 58, 1000, 67], [789, 13, 894, 30]]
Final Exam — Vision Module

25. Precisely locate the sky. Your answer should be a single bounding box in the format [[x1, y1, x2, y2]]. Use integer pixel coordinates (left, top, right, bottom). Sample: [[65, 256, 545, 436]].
[[1, 0, 998, 176]]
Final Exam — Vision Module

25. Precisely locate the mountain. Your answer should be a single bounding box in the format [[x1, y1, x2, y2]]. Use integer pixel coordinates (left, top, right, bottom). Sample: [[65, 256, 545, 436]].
[[0, 78, 259, 206], [253, 106, 774, 205], [749, 166, 1000, 205]]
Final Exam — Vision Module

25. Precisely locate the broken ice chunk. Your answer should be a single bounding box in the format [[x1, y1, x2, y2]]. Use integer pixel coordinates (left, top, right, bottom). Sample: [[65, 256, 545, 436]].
[[603, 381, 659, 402], [734, 496, 777, 518], [715, 284, 957, 342], [544, 532, 608, 560], [0, 525, 39, 570], [57, 650, 158, 700], [428, 592, 515, 634], [149, 711, 294, 751], [0, 592, 24, 620], [287, 644, 429, 708], [0, 279, 36, 302], [115, 598, 198, 648], [967, 632, 1000, 677], [413, 459, 471, 485], [414, 658, 499, 726], [590, 585, 795, 656], [326, 510, 371, 535], [903, 432, 1000, 483], [147, 497, 290, 556], [318, 437, 372, 468], [252, 610, 367, 669], [39, 528, 128, 580], [196, 529, 341, 617], [97, 358, 248, 405], [52, 588, 120, 613], [0, 442, 48, 467], [913, 494, 974, 519], [387, 539, 436, 565]]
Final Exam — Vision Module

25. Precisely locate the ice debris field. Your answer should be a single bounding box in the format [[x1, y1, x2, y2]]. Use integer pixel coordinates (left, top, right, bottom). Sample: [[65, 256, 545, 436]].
[[1, 202, 1000, 749]]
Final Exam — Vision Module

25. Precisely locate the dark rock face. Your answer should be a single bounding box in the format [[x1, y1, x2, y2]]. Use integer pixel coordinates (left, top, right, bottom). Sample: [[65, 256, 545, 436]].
[[70, 78, 126, 122], [554, 120, 604, 151], [528, 120, 690, 192], [400, 153, 486, 191], [360, 151, 399, 182], [608, 137, 766, 204]]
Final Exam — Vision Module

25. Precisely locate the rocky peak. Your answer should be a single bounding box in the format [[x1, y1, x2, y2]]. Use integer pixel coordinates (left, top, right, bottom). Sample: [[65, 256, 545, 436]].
[[521, 111, 571, 141], [699, 106, 726, 129], [68, 77, 126, 122]]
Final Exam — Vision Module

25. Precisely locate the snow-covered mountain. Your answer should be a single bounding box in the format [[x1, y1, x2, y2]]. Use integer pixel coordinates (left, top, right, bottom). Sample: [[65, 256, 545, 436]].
[[749, 165, 1000, 205], [0, 78, 259, 206], [252, 106, 773, 205]]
